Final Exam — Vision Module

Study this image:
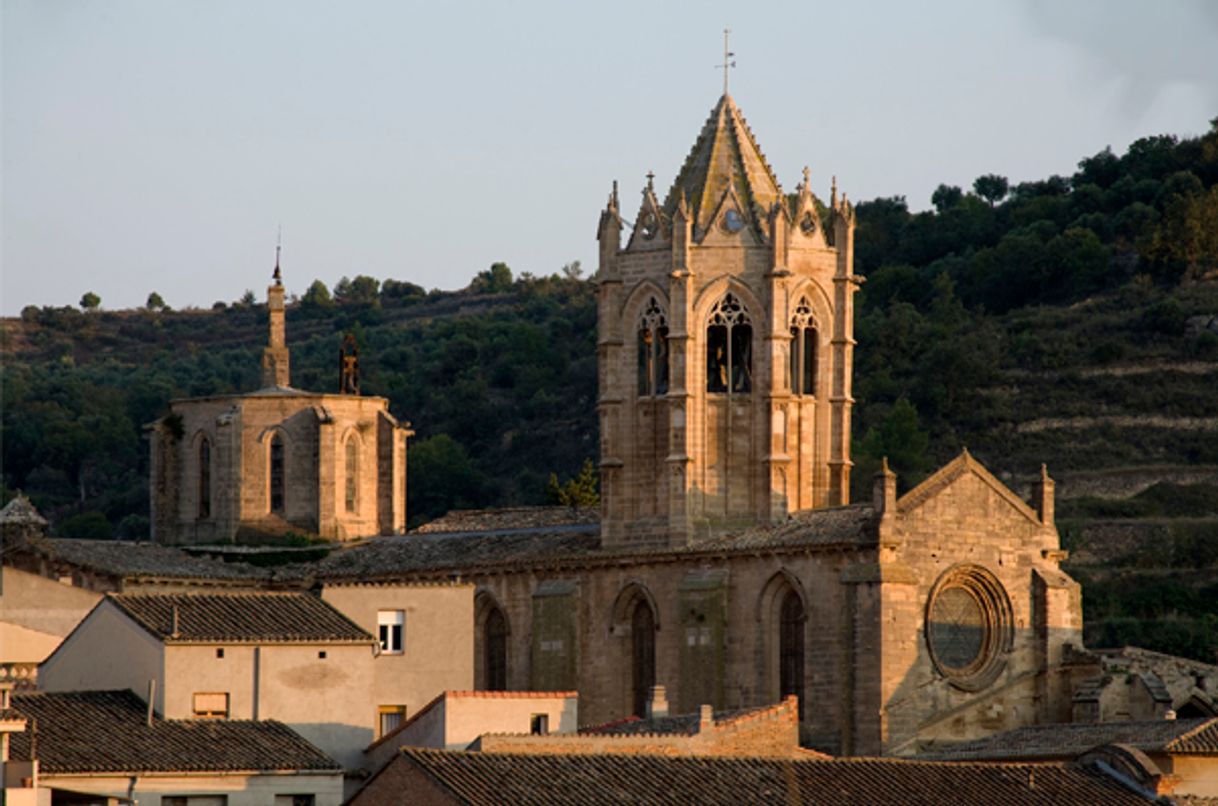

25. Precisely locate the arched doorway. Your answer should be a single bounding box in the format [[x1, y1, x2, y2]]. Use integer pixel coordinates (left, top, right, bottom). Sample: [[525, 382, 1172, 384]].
[[778, 589, 806, 718], [484, 605, 507, 692], [631, 601, 656, 718]]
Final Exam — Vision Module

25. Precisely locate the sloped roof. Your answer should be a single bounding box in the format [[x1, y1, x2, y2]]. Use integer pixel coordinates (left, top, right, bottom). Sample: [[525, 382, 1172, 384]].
[[366, 749, 1153, 805], [582, 702, 783, 737], [107, 591, 373, 644], [662, 95, 783, 237], [898, 450, 1041, 525], [928, 717, 1218, 760], [9, 690, 339, 774], [0, 495, 47, 526], [17, 538, 272, 583], [415, 507, 599, 534], [303, 506, 876, 582]]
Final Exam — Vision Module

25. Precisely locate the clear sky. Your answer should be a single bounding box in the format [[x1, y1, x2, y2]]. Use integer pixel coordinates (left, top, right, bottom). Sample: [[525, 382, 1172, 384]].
[[2, 0, 1215, 314]]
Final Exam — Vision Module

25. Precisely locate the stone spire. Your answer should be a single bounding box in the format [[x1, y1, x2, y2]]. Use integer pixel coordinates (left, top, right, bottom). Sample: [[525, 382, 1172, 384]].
[[661, 95, 782, 238], [261, 245, 291, 388]]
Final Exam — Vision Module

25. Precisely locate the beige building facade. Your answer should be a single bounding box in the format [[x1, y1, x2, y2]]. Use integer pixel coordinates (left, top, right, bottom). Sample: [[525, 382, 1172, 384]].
[[149, 269, 412, 544]]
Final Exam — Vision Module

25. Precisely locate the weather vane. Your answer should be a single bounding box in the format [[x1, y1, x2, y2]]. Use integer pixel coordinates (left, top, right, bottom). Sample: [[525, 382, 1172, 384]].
[[715, 28, 736, 95]]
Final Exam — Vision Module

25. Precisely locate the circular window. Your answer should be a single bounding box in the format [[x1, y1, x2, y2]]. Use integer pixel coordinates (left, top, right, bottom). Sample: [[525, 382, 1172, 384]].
[[926, 565, 1013, 690], [723, 209, 745, 232]]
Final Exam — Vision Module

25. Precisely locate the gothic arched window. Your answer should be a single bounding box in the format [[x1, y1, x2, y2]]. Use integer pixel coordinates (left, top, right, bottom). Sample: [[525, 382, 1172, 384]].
[[631, 601, 656, 718], [345, 436, 359, 514], [269, 433, 285, 514], [484, 605, 508, 692], [779, 590, 806, 718], [637, 298, 669, 397], [197, 437, 211, 519], [707, 293, 752, 394], [789, 297, 818, 397]]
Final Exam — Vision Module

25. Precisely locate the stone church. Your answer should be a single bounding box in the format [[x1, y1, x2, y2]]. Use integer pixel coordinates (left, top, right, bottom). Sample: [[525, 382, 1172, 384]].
[[127, 90, 1103, 757], [148, 258, 413, 544], [284, 92, 1089, 756]]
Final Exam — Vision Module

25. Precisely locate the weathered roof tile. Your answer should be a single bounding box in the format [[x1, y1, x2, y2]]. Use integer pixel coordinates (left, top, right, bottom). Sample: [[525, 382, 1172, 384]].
[[9, 690, 339, 774]]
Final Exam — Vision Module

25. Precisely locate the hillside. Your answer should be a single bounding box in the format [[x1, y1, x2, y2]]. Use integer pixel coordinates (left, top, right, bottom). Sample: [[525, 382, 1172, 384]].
[[3, 121, 1218, 661]]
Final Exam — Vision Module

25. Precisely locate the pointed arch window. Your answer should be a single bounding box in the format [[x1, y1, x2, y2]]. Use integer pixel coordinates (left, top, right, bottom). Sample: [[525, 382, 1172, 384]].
[[269, 434, 285, 514], [345, 436, 359, 514], [484, 605, 508, 692], [197, 437, 211, 519], [779, 590, 806, 719], [707, 293, 752, 394], [637, 297, 669, 397], [789, 297, 818, 397], [631, 600, 657, 718]]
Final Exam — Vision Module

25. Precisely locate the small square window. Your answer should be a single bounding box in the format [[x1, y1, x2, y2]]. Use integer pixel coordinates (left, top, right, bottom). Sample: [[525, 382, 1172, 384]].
[[318, 650, 327, 659], [530, 714, 549, 735], [216, 648, 225, 659], [378, 610, 405, 654], [379, 705, 407, 738]]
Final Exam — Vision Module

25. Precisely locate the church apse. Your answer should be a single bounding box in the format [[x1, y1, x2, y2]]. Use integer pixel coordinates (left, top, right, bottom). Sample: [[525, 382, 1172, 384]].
[[149, 254, 413, 545], [597, 93, 859, 549]]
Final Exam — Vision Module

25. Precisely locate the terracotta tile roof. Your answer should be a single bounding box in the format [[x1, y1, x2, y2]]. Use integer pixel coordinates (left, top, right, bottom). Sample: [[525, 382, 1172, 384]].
[[415, 507, 598, 534], [107, 591, 373, 644], [19, 537, 272, 582], [304, 506, 876, 582], [582, 703, 779, 736], [370, 749, 1153, 805], [928, 717, 1218, 760], [9, 690, 339, 774]]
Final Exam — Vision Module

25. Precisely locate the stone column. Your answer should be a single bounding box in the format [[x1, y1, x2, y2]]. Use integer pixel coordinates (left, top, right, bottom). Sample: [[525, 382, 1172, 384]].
[[763, 204, 793, 523], [829, 200, 857, 505]]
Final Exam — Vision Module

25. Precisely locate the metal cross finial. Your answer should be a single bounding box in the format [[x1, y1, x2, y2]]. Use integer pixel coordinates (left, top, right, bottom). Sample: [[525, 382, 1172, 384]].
[[716, 28, 736, 95]]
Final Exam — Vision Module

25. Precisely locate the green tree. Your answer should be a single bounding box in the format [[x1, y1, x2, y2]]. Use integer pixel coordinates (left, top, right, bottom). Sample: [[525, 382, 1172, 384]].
[[146, 292, 167, 311], [79, 292, 101, 311], [972, 174, 1009, 207], [561, 260, 584, 280], [547, 458, 599, 508], [56, 510, 113, 539], [470, 262, 514, 294], [301, 279, 334, 314], [858, 398, 931, 488], [407, 434, 490, 525], [930, 184, 963, 213]]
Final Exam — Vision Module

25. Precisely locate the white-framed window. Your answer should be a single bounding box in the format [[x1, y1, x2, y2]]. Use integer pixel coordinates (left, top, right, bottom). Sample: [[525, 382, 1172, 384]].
[[378, 609, 404, 654]]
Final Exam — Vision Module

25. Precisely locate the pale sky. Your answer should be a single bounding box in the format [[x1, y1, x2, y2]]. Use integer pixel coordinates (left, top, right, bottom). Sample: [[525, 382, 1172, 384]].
[[3, 0, 1216, 314]]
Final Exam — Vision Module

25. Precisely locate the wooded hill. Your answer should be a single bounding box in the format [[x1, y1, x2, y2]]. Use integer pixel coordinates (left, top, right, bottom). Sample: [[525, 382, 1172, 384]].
[[4, 120, 1218, 661]]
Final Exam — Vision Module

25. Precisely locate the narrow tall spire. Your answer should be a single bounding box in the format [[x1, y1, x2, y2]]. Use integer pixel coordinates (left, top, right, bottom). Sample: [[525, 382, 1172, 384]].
[[261, 241, 291, 388]]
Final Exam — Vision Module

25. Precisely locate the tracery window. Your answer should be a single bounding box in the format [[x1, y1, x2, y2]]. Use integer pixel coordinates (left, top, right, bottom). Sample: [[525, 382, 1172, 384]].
[[197, 437, 211, 519], [778, 591, 806, 719], [631, 601, 656, 718], [269, 434, 285, 514], [637, 298, 669, 397], [706, 293, 752, 394], [345, 436, 359, 514], [484, 605, 508, 692], [789, 296, 818, 396]]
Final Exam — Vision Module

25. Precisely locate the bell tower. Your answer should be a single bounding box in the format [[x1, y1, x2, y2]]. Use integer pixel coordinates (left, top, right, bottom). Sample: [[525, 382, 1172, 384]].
[[597, 94, 859, 549]]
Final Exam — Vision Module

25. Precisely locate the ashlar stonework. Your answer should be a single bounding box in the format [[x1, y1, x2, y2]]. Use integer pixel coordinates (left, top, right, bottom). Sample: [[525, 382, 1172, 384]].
[[149, 265, 412, 544]]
